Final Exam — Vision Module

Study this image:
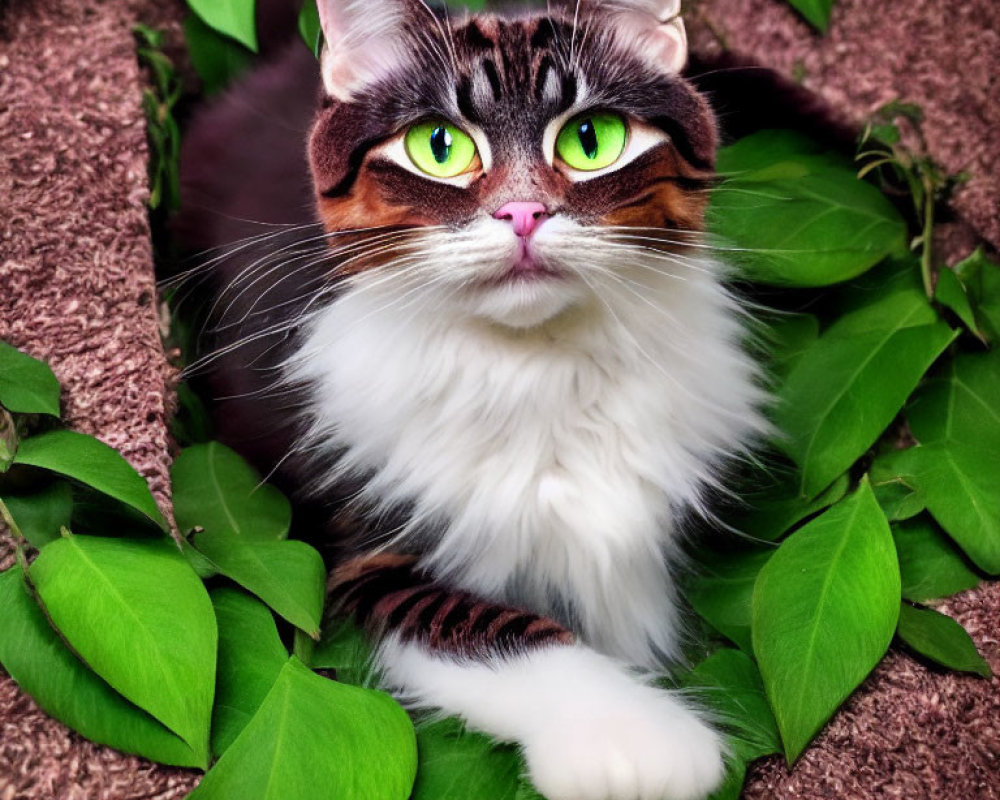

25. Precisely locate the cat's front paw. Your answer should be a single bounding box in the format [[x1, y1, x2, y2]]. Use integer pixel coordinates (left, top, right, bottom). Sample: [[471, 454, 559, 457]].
[[522, 689, 725, 800]]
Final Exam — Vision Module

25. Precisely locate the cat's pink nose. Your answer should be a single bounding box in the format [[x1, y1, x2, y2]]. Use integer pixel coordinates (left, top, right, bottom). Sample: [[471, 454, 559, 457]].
[[493, 201, 549, 237]]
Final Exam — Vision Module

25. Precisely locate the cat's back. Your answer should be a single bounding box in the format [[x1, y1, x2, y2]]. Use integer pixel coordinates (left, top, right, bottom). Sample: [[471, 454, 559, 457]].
[[175, 42, 321, 254], [174, 42, 326, 485]]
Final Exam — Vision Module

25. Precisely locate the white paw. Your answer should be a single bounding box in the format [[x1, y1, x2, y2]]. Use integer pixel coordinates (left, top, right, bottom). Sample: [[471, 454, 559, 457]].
[[522, 687, 725, 800], [377, 639, 725, 800]]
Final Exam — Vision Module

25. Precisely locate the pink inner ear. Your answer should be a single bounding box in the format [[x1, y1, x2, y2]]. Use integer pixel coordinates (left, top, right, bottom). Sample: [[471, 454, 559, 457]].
[[611, 11, 689, 75], [649, 19, 688, 74], [317, 0, 409, 97]]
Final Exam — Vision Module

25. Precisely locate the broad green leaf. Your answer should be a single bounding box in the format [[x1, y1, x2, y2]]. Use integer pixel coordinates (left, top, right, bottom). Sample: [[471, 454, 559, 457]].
[[184, 13, 254, 96], [13, 430, 167, 530], [752, 481, 900, 762], [187, 0, 258, 52], [30, 535, 216, 761], [680, 649, 781, 800], [514, 781, 546, 800], [896, 603, 990, 678], [412, 719, 522, 800], [312, 618, 375, 687], [0, 568, 205, 768], [870, 472, 924, 522], [776, 267, 956, 497], [172, 441, 290, 542], [893, 517, 979, 602], [783, 0, 834, 32], [211, 587, 288, 757], [193, 535, 325, 637], [877, 351, 1000, 573], [707, 761, 749, 800], [709, 130, 906, 287], [761, 312, 820, 382], [682, 648, 781, 762], [0, 341, 60, 417], [737, 471, 849, 541], [955, 247, 1000, 343], [688, 547, 774, 653], [934, 267, 983, 341], [298, 0, 322, 57], [1, 481, 73, 548], [189, 657, 417, 800]]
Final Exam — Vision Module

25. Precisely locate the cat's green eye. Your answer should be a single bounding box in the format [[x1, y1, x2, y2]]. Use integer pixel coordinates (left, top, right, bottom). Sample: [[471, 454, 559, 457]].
[[405, 120, 478, 178], [555, 112, 627, 172]]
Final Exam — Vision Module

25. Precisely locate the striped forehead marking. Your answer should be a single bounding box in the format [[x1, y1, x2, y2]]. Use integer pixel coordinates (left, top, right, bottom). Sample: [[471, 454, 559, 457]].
[[456, 19, 577, 124]]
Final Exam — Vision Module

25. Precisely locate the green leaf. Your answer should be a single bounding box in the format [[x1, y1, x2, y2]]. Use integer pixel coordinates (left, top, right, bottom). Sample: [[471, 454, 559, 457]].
[[761, 312, 820, 382], [13, 430, 167, 530], [682, 648, 781, 762], [707, 761, 749, 800], [189, 657, 417, 800], [0, 341, 61, 417], [783, 0, 834, 32], [193, 535, 325, 637], [934, 267, 983, 341], [0, 568, 205, 768], [893, 517, 979, 602], [183, 13, 255, 95], [172, 441, 291, 542], [776, 266, 957, 497], [709, 130, 907, 287], [412, 719, 523, 800], [870, 472, 924, 522], [29, 535, 216, 761], [311, 618, 375, 687], [298, 0, 322, 57], [736, 470, 849, 541], [896, 603, 991, 677], [752, 480, 900, 762], [876, 350, 1000, 573], [187, 0, 258, 52], [688, 547, 774, 653], [211, 587, 289, 758], [954, 247, 1000, 343], [1, 481, 73, 548]]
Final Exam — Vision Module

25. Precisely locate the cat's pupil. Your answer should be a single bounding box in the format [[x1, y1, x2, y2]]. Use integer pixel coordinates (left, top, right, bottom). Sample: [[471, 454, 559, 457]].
[[430, 126, 453, 164], [578, 120, 599, 159]]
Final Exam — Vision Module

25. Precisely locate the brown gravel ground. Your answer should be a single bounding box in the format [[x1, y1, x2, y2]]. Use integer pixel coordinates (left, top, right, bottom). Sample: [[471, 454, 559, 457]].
[[0, 1, 997, 799], [0, 0, 199, 797]]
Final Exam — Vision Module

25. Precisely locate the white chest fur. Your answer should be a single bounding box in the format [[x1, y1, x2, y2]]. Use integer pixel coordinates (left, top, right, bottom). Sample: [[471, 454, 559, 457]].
[[287, 255, 762, 667]]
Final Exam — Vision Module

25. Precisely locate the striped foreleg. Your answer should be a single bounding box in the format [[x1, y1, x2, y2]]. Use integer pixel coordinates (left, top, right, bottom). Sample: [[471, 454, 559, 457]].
[[329, 553, 575, 659]]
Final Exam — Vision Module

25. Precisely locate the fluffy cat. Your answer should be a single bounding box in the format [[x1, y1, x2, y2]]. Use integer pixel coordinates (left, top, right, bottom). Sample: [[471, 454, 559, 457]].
[[177, 1, 766, 798]]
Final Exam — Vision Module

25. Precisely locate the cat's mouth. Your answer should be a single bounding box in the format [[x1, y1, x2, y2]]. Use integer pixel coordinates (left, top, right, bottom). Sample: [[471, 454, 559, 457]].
[[481, 241, 565, 287]]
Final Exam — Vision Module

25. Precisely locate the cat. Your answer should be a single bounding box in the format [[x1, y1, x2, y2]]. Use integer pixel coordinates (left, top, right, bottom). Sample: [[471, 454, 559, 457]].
[[176, 1, 767, 798]]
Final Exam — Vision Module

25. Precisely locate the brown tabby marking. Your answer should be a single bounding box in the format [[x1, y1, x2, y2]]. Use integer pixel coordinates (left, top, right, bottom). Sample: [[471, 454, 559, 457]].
[[331, 555, 575, 658]]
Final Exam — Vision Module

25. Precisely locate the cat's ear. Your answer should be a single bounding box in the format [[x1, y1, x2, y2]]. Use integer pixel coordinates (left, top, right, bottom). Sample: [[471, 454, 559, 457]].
[[316, 0, 413, 99], [599, 0, 688, 74]]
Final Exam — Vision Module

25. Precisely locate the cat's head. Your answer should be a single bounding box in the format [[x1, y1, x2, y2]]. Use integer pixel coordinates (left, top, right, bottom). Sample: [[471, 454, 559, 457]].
[[308, 0, 717, 328]]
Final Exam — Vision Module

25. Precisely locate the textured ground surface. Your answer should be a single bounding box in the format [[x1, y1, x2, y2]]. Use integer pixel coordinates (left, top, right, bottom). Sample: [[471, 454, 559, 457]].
[[0, 0, 997, 798], [0, 0, 198, 797]]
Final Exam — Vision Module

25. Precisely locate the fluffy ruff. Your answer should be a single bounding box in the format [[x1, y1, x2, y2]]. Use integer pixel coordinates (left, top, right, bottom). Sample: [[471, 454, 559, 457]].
[[286, 218, 765, 669]]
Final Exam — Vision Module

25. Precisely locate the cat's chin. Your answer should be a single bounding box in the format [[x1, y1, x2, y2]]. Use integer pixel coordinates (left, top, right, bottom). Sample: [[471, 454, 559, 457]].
[[467, 274, 590, 329]]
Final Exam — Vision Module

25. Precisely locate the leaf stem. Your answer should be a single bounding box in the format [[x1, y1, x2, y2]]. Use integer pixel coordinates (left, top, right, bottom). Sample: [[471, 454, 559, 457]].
[[920, 180, 935, 298], [0, 496, 30, 573]]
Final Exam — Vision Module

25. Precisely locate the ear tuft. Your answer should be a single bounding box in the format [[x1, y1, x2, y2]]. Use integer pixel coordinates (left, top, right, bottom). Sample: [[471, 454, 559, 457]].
[[598, 0, 689, 75], [317, 0, 411, 99]]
